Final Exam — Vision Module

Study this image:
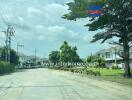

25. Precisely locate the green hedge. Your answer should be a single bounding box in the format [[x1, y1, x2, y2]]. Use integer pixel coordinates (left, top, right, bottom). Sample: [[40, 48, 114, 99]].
[[0, 61, 15, 75], [49, 67, 101, 76]]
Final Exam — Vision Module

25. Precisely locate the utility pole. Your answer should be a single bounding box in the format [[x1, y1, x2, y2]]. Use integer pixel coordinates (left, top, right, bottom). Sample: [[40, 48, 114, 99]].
[[2, 25, 15, 63], [17, 43, 24, 67], [35, 49, 37, 65], [17, 43, 24, 56]]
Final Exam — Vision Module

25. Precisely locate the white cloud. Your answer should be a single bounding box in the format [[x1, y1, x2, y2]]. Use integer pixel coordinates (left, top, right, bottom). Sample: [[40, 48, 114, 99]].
[[36, 25, 44, 29], [27, 7, 43, 18], [48, 25, 65, 33], [43, 3, 68, 14], [0, 0, 111, 57], [18, 17, 25, 21]]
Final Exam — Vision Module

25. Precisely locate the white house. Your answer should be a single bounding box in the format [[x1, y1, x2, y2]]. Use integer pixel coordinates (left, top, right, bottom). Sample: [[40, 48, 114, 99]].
[[96, 46, 132, 69]]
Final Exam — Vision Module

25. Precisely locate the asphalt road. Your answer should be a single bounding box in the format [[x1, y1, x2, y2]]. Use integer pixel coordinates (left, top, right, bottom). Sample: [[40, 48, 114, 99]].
[[0, 68, 132, 100]]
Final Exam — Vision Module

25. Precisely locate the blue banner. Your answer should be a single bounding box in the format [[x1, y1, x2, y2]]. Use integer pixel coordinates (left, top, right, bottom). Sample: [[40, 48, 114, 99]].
[[88, 5, 102, 10]]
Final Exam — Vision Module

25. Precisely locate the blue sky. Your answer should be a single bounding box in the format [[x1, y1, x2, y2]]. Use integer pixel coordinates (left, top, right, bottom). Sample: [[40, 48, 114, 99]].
[[0, 0, 111, 58]]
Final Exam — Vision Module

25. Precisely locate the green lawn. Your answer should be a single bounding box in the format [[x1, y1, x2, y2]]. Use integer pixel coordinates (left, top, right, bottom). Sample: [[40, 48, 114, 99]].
[[88, 68, 132, 86], [89, 68, 124, 76]]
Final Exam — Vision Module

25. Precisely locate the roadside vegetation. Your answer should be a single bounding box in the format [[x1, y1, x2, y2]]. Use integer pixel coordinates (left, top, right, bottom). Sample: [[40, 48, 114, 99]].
[[49, 67, 101, 76], [0, 61, 15, 75], [0, 47, 19, 75], [48, 40, 132, 86], [63, 0, 132, 77], [49, 66, 132, 86]]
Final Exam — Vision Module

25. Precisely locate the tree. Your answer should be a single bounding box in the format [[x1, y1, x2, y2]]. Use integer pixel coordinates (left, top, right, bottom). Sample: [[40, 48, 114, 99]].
[[96, 55, 106, 68], [63, 0, 132, 77], [49, 51, 60, 64], [1, 47, 19, 65], [71, 46, 82, 62], [60, 41, 81, 62], [87, 55, 93, 63], [87, 55, 106, 68], [60, 41, 72, 62], [10, 50, 19, 65]]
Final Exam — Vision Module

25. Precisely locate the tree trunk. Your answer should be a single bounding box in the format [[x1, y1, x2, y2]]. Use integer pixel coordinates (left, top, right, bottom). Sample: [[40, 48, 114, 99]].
[[123, 40, 131, 77]]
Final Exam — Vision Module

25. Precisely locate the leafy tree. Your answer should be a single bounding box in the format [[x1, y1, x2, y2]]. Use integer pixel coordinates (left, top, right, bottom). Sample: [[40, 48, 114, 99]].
[[87, 55, 93, 63], [87, 55, 106, 67], [70, 46, 82, 62], [63, 0, 132, 77], [60, 41, 81, 62], [1, 47, 19, 65], [60, 41, 72, 62], [96, 55, 106, 68], [10, 50, 19, 65], [49, 51, 60, 64]]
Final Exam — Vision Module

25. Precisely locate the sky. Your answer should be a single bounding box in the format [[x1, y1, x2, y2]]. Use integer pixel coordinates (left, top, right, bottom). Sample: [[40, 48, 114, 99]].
[[0, 0, 111, 58]]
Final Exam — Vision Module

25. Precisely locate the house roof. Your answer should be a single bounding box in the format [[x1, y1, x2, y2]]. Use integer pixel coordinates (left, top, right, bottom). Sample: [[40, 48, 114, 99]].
[[96, 46, 132, 54]]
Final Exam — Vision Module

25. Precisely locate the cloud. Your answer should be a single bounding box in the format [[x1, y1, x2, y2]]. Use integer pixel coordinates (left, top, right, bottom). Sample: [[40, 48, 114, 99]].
[[27, 7, 43, 18], [48, 25, 65, 33], [0, 0, 111, 57], [34, 25, 80, 42]]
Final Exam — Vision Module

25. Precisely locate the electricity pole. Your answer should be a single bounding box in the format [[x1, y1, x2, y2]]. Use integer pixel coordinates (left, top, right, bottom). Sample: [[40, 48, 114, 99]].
[[35, 49, 37, 65], [17, 43, 24, 56], [2, 25, 15, 63]]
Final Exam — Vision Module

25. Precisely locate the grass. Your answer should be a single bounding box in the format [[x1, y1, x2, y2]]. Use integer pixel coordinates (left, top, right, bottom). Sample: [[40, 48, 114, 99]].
[[49, 66, 132, 86], [88, 68, 132, 86], [89, 68, 124, 76], [100, 76, 132, 86]]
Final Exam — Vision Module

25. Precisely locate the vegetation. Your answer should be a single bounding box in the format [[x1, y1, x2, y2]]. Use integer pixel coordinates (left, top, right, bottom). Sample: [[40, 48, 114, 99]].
[[49, 66, 132, 86], [60, 41, 82, 62], [63, 0, 132, 77], [87, 55, 106, 68], [89, 68, 132, 86], [49, 67, 123, 76], [0, 47, 18, 75], [88, 68, 123, 76], [49, 41, 82, 63], [49, 67, 101, 76], [0, 47, 19, 65], [49, 51, 60, 64], [100, 75, 132, 86], [0, 61, 15, 75]]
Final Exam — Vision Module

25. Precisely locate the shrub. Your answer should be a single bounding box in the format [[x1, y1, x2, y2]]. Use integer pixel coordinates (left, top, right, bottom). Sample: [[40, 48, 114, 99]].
[[112, 64, 119, 69], [48, 66, 101, 76], [0, 61, 15, 75]]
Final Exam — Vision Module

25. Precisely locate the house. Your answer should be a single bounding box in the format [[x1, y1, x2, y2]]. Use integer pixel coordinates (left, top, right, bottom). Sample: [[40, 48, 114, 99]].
[[96, 46, 132, 69], [18, 53, 49, 68], [18, 53, 38, 67]]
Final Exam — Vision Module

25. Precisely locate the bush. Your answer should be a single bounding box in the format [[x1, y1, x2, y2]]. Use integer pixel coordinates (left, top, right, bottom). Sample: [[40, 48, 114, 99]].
[[84, 69, 101, 76], [49, 66, 101, 76], [112, 64, 119, 69], [0, 61, 15, 75]]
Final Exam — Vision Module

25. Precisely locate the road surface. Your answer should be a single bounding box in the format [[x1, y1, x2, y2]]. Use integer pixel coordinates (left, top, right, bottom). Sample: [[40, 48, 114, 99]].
[[0, 68, 132, 100]]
